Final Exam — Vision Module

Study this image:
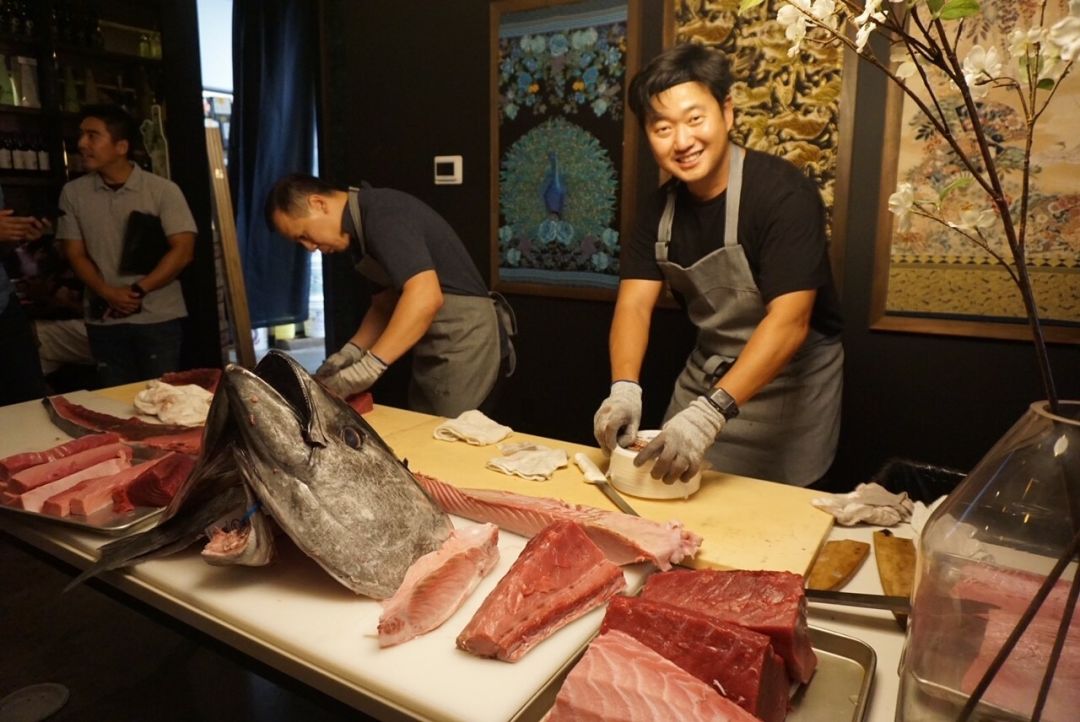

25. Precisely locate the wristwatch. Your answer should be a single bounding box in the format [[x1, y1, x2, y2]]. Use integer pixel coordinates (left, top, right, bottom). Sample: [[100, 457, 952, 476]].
[[705, 386, 740, 421], [130, 283, 147, 298]]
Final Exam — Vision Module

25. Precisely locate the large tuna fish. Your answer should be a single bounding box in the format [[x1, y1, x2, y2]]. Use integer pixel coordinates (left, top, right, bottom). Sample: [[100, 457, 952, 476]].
[[68, 350, 453, 599]]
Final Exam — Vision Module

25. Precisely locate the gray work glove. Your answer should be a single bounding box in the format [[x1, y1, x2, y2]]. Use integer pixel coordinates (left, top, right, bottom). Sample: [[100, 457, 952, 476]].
[[593, 381, 643, 454], [321, 349, 388, 398], [635, 396, 725, 483], [316, 342, 367, 378]]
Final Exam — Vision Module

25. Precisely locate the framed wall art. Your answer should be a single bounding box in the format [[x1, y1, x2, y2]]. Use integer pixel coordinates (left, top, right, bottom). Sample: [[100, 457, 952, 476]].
[[490, 0, 642, 299], [871, 0, 1080, 343]]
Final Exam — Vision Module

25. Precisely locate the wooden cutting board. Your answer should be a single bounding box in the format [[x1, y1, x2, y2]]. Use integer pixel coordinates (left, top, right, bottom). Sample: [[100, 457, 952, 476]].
[[874, 529, 917, 628], [806, 539, 870, 590], [377, 417, 835, 576]]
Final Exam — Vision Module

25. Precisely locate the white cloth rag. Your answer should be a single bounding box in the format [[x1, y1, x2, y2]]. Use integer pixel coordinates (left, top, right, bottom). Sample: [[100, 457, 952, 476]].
[[134, 381, 213, 427], [433, 410, 512, 446], [811, 482, 915, 526], [486, 441, 568, 481]]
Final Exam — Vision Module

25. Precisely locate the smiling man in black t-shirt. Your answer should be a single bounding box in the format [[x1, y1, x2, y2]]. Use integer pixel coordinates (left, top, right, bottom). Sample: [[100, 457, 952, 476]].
[[593, 44, 844, 487]]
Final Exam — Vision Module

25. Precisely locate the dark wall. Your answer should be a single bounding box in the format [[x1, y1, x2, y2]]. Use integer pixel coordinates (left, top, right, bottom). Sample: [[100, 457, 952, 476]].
[[319, 0, 1080, 487]]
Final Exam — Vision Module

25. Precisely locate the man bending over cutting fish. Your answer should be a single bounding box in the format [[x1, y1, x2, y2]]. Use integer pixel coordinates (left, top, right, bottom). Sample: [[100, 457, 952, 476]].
[[593, 44, 844, 488], [266, 174, 515, 417]]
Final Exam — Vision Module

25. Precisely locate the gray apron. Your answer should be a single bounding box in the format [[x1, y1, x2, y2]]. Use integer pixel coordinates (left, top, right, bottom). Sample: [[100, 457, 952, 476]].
[[347, 189, 515, 417], [655, 146, 843, 486]]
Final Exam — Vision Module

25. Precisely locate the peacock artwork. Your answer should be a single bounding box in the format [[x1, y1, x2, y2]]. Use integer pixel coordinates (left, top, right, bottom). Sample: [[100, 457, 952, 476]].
[[493, 0, 630, 293]]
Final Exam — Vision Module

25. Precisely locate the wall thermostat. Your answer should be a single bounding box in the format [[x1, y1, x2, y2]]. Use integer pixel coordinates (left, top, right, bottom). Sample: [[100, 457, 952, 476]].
[[434, 155, 463, 185]]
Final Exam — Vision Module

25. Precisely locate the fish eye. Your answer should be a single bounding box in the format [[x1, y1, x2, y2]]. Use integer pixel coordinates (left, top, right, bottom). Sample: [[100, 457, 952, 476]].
[[341, 427, 364, 449]]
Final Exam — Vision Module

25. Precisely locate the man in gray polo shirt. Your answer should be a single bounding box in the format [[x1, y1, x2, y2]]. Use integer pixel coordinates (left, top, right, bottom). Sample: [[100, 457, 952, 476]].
[[58, 105, 196, 387]]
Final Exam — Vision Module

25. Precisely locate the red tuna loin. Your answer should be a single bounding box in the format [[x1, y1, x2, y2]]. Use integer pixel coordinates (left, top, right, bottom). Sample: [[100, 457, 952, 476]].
[[601, 595, 789, 722], [112, 452, 197, 512], [641, 569, 817, 684], [546, 630, 761, 722], [64, 456, 173, 517], [16, 457, 132, 514], [347, 391, 374, 415], [414, 473, 700, 570], [378, 523, 500, 648], [0, 432, 122, 482], [160, 368, 222, 393], [43, 395, 204, 454], [457, 520, 625, 662], [9, 442, 133, 493]]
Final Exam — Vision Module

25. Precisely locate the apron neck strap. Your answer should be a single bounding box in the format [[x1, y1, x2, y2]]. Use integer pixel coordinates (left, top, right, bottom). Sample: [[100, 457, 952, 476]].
[[347, 186, 365, 254]]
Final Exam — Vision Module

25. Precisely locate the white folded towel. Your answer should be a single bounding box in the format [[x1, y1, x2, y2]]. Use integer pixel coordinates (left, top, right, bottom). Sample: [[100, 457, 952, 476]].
[[433, 410, 513, 446], [134, 381, 213, 427], [811, 482, 915, 527], [486, 441, 568, 481]]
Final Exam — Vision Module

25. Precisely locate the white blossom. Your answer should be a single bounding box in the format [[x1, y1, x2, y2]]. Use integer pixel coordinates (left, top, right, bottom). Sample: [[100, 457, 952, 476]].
[[855, 22, 875, 53], [1008, 27, 1047, 59], [854, 0, 886, 27], [777, 1, 811, 58], [888, 183, 916, 232], [1048, 0, 1080, 62], [962, 45, 1003, 99], [890, 44, 916, 79], [947, 209, 997, 232]]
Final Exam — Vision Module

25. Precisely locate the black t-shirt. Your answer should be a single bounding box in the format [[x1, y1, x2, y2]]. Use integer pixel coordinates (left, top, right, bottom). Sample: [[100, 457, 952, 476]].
[[342, 185, 488, 297], [621, 149, 843, 336]]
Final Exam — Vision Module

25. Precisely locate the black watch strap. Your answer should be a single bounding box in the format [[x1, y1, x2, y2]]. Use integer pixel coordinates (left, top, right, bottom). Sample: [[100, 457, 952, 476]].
[[705, 386, 740, 420]]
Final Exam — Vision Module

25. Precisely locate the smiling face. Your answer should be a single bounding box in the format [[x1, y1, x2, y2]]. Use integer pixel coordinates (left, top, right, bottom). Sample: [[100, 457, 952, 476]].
[[644, 81, 734, 201], [271, 194, 349, 253]]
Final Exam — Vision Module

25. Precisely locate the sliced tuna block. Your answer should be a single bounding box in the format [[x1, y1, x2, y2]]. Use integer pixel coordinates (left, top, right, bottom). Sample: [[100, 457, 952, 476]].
[[601, 596, 789, 722], [9, 442, 133, 493], [415, 472, 700, 570], [457, 520, 625, 662], [546, 629, 760, 722], [378, 523, 500, 647], [61, 456, 172, 517], [112, 452, 197, 512], [641, 569, 818, 684], [0, 432, 122, 482], [16, 457, 132, 514]]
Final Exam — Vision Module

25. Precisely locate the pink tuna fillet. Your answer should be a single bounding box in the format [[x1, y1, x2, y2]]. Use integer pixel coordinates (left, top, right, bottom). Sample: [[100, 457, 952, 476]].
[[546, 630, 760, 722], [0, 432, 122, 482], [457, 520, 626, 662], [414, 472, 700, 570], [378, 523, 500, 648], [16, 457, 132, 514], [9, 442, 134, 493], [62, 456, 171, 517], [641, 569, 818, 684]]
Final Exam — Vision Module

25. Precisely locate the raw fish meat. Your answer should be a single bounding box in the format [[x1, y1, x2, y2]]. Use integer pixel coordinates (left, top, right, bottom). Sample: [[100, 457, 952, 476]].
[[9, 442, 133, 493], [641, 569, 817, 684], [43, 395, 203, 454], [546, 630, 760, 721], [60, 456, 170, 517], [0, 433, 121, 482], [16, 457, 132, 514], [457, 520, 625, 662], [160, 368, 222, 393], [112, 452, 196, 512], [414, 473, 700, 570], [378, 523, 500, 647]]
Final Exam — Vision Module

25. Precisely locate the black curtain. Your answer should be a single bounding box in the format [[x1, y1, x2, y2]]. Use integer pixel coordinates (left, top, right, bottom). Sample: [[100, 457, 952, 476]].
[[229, 0, 318, 327]]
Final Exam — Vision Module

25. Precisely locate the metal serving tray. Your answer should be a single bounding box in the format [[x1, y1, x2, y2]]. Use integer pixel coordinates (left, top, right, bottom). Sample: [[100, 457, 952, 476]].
[[0, 502, 165, 536], [514, 625, 876, 721]]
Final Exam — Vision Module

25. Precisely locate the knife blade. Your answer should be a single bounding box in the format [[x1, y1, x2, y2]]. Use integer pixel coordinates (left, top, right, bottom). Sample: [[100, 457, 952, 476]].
[[805, 588, 912, 614], [574, 453, 640, 517]]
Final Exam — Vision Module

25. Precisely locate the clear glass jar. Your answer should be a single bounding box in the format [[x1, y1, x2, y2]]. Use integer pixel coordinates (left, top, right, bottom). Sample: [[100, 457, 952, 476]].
[[897, 400, 1080, 721]]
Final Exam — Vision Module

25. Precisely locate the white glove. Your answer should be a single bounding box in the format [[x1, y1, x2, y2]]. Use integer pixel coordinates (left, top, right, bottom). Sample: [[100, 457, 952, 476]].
[[635, 396, 725, 483], [593, 381, 643, 454], [322, 349, 388, 398], [316, 342, 366, 378]]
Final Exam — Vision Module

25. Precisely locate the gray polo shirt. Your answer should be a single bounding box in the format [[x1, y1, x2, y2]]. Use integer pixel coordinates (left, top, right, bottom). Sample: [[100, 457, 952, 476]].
[[57, 164, 196, 326]]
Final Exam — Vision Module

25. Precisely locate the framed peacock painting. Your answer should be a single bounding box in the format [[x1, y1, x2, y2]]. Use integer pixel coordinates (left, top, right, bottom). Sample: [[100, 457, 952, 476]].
[[490, 0, 643, 298]]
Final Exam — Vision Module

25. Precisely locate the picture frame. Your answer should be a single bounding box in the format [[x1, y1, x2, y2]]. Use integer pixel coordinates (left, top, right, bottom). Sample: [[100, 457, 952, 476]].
[[869, 3, 1080, 344], [489, 0, 642, 300]]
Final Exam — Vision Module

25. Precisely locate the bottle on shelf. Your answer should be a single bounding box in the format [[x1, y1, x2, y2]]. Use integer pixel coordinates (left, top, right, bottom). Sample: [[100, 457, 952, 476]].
[[15, 55, 39, 108], [11, 134, 24, 170], [0, 54, 15, 106], [0, 135, 12, 170], [150, 31, 162, 59], [22, 136, 38, 171], [36, 136, 49, 172], [62, 65, 79, 112], [138, 33, 150, 58]]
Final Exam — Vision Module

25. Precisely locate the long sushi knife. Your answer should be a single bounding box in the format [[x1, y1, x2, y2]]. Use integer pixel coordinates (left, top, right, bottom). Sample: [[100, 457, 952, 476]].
[[574, 453, 640, 517]]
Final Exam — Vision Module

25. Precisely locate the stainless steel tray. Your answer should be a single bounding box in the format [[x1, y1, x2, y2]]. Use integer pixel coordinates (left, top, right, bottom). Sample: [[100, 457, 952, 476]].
[[514, 625, 876, 721], [0, 502, 165, 535]]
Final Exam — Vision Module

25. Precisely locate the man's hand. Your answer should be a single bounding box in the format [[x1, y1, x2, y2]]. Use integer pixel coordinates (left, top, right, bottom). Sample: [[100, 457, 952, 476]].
[[101, 284, 142, 317], [316, 342, 366, 378], [593, 381, 643, 454], [322, 349, 387, 398], [634, 396, 725, 483], [0, 210, 45, 243]]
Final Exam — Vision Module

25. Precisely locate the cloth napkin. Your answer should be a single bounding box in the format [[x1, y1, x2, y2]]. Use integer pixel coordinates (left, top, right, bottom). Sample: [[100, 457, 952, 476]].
[[486, 441, 568, 481], [134, 381, 213, 426], [811, 482, 915, 527], [433, 410, 513, 446]]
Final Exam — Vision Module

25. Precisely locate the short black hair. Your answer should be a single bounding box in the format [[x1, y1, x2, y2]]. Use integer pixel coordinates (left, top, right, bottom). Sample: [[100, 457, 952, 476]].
[[628, 43, 733, 127], [264, 173, 346, 231], [79, 104, 137, 149]]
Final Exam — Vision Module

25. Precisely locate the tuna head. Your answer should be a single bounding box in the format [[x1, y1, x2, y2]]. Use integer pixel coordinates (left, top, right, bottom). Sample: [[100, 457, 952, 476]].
[[223, 350, 452, 598]]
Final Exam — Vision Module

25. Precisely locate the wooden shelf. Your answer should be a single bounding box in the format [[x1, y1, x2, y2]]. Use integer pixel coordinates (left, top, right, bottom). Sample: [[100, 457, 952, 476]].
[[0, 173, 58, 187], [0, 105, 45, 116], [53, 44, 161, 66]]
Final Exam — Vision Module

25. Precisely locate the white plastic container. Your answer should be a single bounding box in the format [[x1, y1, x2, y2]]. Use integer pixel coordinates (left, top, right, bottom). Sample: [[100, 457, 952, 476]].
[[609, 430, 702, 500]]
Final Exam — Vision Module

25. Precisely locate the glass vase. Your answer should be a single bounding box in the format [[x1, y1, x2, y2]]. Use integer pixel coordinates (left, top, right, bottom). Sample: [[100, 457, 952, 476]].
[[897, 400, 1080, 721]]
